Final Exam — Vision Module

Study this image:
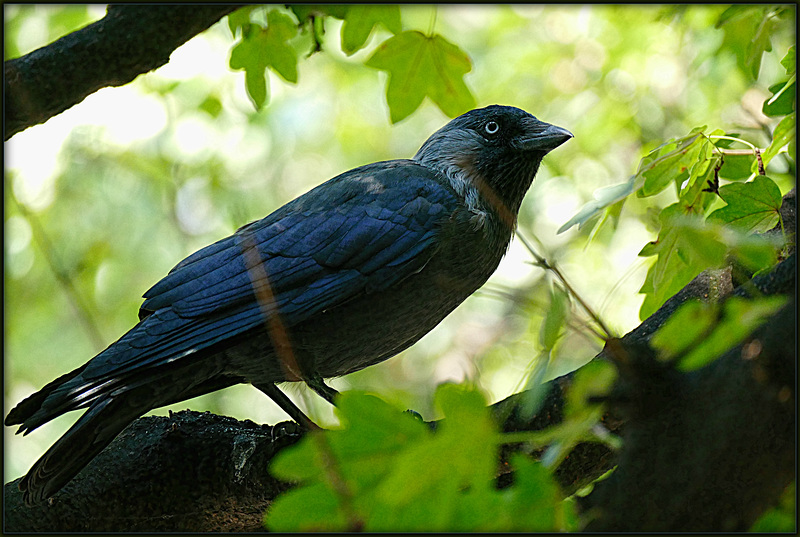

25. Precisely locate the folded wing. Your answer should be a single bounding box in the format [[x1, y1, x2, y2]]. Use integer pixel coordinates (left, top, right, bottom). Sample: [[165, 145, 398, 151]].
[[24, 161, 457, 426]]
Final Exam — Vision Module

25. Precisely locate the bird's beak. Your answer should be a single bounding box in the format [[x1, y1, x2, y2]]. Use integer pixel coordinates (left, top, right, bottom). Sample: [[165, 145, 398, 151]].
[[514, 122, 573, 152]]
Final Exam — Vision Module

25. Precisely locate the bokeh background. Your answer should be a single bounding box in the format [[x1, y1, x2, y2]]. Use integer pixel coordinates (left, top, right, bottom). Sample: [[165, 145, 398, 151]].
[[4, 5, 795, 481]]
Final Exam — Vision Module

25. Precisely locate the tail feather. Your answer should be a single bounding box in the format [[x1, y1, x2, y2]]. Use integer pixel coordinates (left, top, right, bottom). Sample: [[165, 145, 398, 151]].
[[14, 367, 242, 505], [18, 395, 142, 505], [7, 359, 206, 437], [18, 377, 122, 435], [5, 364, 88, 430]]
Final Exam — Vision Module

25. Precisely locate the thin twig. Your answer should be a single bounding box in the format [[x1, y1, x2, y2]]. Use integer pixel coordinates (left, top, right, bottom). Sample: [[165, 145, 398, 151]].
[[515, 230, 615, 340]]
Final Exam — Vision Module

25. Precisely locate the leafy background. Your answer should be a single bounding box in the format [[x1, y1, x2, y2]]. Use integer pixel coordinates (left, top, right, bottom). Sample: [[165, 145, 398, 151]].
[[4, 5, 795, 529]]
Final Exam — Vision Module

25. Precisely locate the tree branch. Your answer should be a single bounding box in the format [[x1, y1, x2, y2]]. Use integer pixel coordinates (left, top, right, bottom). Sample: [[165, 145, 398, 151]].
[[4, 5, 241, 141], [4, 411, 299, 532], [582, 294, 795, 531]]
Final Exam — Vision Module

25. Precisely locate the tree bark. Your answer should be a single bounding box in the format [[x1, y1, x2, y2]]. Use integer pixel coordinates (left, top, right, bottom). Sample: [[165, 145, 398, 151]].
[[582, 296, 795, 531], [4, 5, 241, 141]]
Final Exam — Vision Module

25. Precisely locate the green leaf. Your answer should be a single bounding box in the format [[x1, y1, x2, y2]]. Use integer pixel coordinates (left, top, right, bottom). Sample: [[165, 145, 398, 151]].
[[636, 201, 779, 320], [762, 113, 796, 168], [540, 285, 570, 350], [715, 5, 752, 28], [677, 296, 787, 371], [267, 392, 434, 531], [264, 10, 299, 83], [709, 129, 733, 148], [371, 384, 496, 531], [376, 386, 492, 494], [341, 5, 402, 55], [537, 359, 619, 469], [227, 6, 257, 37], [780, 45, 796, 76], [638, 205, 724, 319], [265, 482, 349, 532], [762, 79, 796, 117], [290, 5, 349, 23], [564, 359, 617, 422], [728, 233, 780, 274], [270, 392, 428, 485], [745, 12, 773, 79], [198, 95, 223, 118], [715, 6, 771, 81], [750, 482, 796, 532], [518, 350, 553, 421], [265, 384, 572, 532], [500, 454, 569, 531], [650, 299, 718, 359], [635, 130, 708, 197], [707, 175, 782, 233], [718, 153, 757, 181], [366, 31, 476, 123], [640, 203, 781, 320], [677, 224, 730, 267], [558, 178, 634, 234], [434, 382, 491, 430], [229, 10, 299, 110], [679, 153, 719, 216], [651, 295, 787, 372]]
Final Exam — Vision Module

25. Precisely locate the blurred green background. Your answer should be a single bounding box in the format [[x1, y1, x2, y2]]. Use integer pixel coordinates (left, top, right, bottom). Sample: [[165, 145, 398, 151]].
[[4, 5, 794, 481]]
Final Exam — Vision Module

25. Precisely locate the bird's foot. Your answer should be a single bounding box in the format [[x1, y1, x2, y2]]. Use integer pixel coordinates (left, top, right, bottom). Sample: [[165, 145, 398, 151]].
[[270, 420, 305, 443]]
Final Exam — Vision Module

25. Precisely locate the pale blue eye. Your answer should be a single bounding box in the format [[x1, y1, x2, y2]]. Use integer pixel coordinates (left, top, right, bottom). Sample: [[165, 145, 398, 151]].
[[485, 121, 499, 135]]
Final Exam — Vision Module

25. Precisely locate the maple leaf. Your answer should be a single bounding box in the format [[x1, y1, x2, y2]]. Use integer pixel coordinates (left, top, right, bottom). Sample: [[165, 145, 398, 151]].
[[229, 10, 298, 110], [366, 31, 475, 123]]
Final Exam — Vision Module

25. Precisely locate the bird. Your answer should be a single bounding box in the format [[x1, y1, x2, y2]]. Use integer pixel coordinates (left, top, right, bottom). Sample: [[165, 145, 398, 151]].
[[6, 104, 571, 505]]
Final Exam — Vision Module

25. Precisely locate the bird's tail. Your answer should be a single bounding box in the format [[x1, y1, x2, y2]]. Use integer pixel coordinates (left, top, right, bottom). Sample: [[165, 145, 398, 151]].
[[7, 359, 241, 505], [4, 364, 88, 431], [16, 394, 144, 505]]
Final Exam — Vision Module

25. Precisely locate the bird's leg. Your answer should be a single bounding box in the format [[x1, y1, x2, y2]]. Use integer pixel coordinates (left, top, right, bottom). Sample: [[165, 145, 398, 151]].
[[253, 382, 320, 431], [304, 373, 340, 405]]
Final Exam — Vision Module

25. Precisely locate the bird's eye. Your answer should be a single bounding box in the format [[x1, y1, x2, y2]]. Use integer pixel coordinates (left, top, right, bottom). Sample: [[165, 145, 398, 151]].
[[484, 121, 500, 135]]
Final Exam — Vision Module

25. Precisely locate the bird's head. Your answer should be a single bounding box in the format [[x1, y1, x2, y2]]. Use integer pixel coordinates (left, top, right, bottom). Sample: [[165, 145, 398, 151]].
[[414, 105, 572, 228]]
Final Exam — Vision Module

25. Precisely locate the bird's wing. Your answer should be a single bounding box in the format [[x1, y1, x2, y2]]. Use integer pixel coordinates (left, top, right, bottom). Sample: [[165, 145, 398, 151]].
[[79, 161, 457, 380]]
